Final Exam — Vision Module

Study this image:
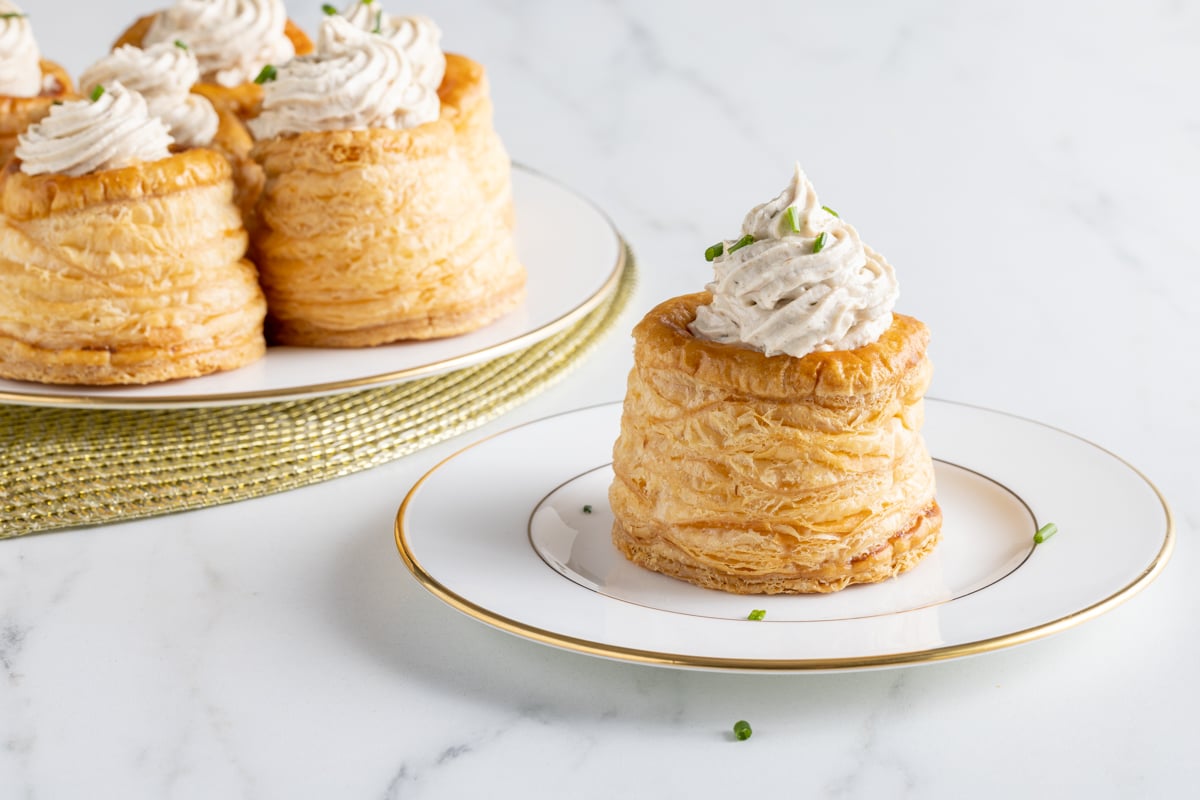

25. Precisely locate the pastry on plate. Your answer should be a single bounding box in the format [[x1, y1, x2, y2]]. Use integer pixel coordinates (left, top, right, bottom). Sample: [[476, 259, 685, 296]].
[[247, 13, 525, 347], [0, 82, 266, 385], [609, 164, 940, 594], [0, 3, 74, 165], [113, 0, 313, 119], [79, 39, 261, 220]]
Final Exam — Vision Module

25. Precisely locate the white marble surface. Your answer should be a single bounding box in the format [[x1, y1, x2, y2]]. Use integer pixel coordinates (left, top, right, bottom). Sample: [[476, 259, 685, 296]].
[[2, 1, 1197, 797]]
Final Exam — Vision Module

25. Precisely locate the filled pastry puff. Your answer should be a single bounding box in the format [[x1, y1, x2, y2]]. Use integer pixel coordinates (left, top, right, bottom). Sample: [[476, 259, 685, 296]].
[[248, 12, 524, 347], [114, 0, 313, 119], [0, 5, 74, 165], [609, 165, 940, 594], [0, 83, 266, 385]]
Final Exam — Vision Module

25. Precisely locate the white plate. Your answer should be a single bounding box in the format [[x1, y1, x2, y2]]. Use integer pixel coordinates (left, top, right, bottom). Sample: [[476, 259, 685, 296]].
[[396, 400, 1174, 672], [0, 166, 625, 409]]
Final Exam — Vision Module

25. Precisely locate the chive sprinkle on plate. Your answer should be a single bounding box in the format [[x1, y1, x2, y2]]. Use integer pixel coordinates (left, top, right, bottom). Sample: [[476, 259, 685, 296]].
[[1034, 522, 1058, 544], [733, 720, 752, 741], [582, 505, 593, 514], [747, 609, 766, 621]]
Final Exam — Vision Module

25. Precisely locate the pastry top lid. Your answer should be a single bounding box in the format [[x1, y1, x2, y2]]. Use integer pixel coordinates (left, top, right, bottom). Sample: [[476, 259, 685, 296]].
[[15, 81, 174, 177], [0, 1, 42, 98], [143, 0, 295, 88], [333, 1, 445, 91], [690, 163, 899, 359], [248, 14, 439, 140], [80, 42, 218, 149]]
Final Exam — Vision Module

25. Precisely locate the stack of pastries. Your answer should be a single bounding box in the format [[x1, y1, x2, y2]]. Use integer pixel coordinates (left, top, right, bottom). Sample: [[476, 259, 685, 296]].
[[609, 164, 941, 594], [0, 0, 525, 385]]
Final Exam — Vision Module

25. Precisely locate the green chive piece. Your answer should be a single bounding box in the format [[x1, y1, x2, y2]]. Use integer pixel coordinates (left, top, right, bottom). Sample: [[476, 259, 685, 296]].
[[363, 0, 374, 4], [728, 234, 755, 254], [812, 231, 827, 253], [89, 85, 105, 102], [747, 609, 766, 621], [52, 100, 63, 106], [322, 3, 338, 14], [704, 241, 724, 262], [582, 505, 593, 514], [733, 720, 752, 741], [173, 39, 188, 50], [373, 10, 384, 33], [0, 12, 26, 19], [783, 206, 801, 233], [254, 64, 278, 84], [821, 205, 839, 218], [1034, 522, 1058, 544]]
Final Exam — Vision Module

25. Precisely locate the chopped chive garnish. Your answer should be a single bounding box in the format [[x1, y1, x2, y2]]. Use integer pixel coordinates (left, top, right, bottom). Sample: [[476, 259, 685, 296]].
[[173, 39, 188, 50], [747, 609, 765, 621], [322, 3, 337, 14], [733, 720, 752, 741], [704, 241, 724, 262], [362, 0, 374, 4], [728, 234, 755, 254], [0, 12, 26, 19], [89, 85, 105, 101], [821, 205, 839, 218], [1034, 522, 1058, 544], [582, 505, 593, 514], [373, 9, 383, 33], [254, 64, 278, 84], [783, 205, 801, 233], [812, 231, 827, 253]]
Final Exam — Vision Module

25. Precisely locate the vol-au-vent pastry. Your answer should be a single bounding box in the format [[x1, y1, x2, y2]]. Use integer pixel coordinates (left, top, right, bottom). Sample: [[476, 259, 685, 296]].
[[0, 82, 266, 385], [609, 164, 941, 594], [114, 0, 313, 118], [325, 1, 515, 225], [0, 2, 73, 165], [78, 40, 262, 220], [248, 14, 525, 347]]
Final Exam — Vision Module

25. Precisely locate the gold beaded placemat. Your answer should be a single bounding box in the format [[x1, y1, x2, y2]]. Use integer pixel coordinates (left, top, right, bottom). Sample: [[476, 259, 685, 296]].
[[0, 249, 636, 538]]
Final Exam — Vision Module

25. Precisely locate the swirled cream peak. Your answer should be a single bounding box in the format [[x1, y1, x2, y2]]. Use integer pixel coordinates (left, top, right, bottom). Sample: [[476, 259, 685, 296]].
[[337, 1, 445, 90], [16, 81, 174, 177], [0, 2, 41, 97], [80, 43, 218, 149], [690, 164, 899, 358], [144, 0, 295, 88], [248, 15, 439, 140]]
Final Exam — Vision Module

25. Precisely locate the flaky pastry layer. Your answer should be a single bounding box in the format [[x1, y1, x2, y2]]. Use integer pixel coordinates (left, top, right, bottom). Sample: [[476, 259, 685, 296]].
[[0, 148, 266, 385], [249, 55, 525, 347], [609, 292, 940, 594]]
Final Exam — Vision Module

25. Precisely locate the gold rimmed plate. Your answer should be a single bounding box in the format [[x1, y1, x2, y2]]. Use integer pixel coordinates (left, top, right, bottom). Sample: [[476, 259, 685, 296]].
[[0, 166, 625, 409], [395, 400, 1173, 672]]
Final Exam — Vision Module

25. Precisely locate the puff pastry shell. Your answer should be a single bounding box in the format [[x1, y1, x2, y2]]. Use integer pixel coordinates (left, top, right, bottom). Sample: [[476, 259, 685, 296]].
[[0, 148, 266, 385], [0, 60, 73, 167], [609, 292, 941, 594], [249, 55, 525, 347]]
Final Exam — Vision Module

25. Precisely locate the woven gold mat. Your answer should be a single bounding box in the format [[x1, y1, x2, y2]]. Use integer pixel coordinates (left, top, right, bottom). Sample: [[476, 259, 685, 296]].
[[0, 248, 636, 538]]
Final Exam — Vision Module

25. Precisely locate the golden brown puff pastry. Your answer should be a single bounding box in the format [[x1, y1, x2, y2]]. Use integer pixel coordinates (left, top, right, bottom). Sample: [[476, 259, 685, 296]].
[[438, 54, 515, 228], [0, 61, 73, 167], [114, 13, 313, 120], [609, 292, 941, 594], [249, 66, 526, 347], [0, 148, 266, 385], [203, 102, 263, 227]]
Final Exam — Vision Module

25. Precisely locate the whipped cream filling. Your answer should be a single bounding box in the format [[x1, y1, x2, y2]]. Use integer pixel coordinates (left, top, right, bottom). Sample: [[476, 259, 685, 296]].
[[80, 43, 218, 149], [144, 0, 295, 88], [16, 81, 174, 177], [248, 15, 439, 140], [0, 2, 42, 97], [690, 163, 899, 359], [337, 1, 445, 90]]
